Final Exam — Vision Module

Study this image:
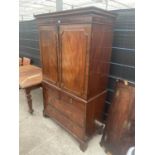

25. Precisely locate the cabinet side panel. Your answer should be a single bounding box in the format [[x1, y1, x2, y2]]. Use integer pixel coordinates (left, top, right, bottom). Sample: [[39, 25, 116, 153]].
[[88, 23, 113, 99], [86, 92, 107, 136]]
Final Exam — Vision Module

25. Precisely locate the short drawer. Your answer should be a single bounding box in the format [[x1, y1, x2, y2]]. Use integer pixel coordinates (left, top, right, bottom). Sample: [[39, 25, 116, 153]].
[[42, 82, 60, 107], [46, 105, 85, 140]]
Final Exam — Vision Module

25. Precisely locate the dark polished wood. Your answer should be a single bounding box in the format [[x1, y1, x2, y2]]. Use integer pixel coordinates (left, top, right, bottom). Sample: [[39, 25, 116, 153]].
[[19, 65, 42, 89], [40, 26, 58, 85], [35, 7, 115, 151], [25, 88, 33, 114], [59, 24, 91, 97], [19, 65, 42, 113], [100, 80, 135, 155], [88, 24, 113, 98], [24, 85, 41, 114]]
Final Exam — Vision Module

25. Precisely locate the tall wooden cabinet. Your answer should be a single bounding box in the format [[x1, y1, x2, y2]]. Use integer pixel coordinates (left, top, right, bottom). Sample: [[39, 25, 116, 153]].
[[35, 7, 115, 151]]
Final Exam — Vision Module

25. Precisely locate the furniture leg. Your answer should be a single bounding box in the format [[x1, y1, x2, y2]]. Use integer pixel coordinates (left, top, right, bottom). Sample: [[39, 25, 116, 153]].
[[43, 109, 49, 117], [25, 88, 34, 114], [79, 141, 88, 152]]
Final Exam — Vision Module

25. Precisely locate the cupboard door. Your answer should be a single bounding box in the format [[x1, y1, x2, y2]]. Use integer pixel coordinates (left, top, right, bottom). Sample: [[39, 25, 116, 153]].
[[39, 26, 58, 85], [59, 25, 90, 97]]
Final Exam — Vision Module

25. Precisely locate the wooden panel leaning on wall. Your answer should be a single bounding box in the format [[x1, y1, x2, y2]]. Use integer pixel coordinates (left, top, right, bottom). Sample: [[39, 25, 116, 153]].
[[35, 7, 116, 151], [100, 79, 135, 155]]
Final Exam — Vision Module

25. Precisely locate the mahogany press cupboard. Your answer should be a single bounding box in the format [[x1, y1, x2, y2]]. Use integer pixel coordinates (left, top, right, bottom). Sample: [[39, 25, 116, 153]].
[[35, 7, 115, 151]]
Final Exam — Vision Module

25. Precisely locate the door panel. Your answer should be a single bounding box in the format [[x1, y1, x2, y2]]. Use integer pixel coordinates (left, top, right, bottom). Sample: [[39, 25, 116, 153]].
[[39, 26, 58, 85], [59, 25, 90, 97]]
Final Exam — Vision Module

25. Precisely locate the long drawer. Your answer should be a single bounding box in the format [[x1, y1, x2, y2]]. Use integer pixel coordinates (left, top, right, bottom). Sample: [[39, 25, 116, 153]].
[[43, 82, 86, 128], [46, 104, 85, 140]]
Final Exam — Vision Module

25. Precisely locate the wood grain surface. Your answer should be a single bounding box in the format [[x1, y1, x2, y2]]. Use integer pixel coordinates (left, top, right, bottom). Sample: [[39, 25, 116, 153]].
[[100, 80, 135, 155], [36, 7, 115, 151], [19, 65, 42, 88]]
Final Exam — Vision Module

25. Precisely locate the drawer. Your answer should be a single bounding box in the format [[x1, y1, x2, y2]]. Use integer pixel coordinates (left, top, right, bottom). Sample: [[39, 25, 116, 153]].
[[50, 92, 85, 128], [42, 82, 60, 105], [46, 105, 85, 140], [43, 83, 86, 128]]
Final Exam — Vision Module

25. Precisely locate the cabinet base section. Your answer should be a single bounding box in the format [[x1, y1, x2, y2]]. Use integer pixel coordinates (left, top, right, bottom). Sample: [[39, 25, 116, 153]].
[[44, 107, 89, 151]]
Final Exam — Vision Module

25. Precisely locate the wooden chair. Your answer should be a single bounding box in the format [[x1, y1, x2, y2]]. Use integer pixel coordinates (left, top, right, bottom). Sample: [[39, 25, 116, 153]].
[[23, 57, 31, 66], [19, 57, 22, 66]]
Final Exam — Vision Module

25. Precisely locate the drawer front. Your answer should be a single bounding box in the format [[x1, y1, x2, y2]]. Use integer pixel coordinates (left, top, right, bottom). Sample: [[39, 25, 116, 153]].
[[46, 105, 85, 140], [53, 92, 85, 128], [42, 82, 60, 108], [43, 83, 86, 128]]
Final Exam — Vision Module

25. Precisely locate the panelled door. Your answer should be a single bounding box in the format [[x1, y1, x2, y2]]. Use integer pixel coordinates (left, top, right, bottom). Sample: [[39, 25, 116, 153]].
[[59, 24, 91, 97], [39, 26, 59, 85]]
